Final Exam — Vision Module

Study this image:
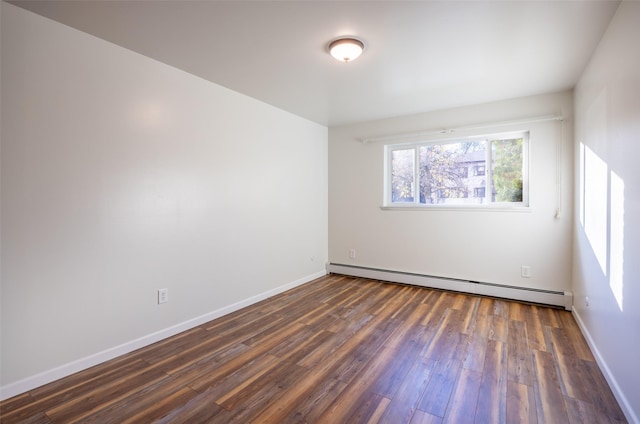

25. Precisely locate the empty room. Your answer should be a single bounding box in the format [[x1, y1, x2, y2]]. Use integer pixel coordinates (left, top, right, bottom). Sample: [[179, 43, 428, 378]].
[[1, 0, 638, 423]]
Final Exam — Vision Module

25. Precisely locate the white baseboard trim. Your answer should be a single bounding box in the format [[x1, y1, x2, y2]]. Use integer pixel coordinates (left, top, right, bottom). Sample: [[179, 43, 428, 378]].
[[327, 263, 573, 310], [0, 270, 327, 401], [572, 309, 639, 424]]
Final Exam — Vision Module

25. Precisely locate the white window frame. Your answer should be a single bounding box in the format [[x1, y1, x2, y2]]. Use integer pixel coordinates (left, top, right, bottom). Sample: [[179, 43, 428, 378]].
[[383, 131, 530, 210]]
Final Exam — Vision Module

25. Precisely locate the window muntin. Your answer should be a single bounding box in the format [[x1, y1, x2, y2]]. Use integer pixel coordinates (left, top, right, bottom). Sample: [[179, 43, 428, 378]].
[[385, 132, 529, 207]]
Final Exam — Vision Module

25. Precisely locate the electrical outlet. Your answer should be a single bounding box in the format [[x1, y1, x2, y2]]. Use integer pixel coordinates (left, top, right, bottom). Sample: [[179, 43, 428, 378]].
[[521, 266, 531, 278], [585, 296, 590, 308], [349, 249, 356, 259], [158, 288, 168, 304]]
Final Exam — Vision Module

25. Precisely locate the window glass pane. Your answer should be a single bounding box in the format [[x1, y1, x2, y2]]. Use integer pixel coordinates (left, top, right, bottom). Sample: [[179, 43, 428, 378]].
[[419, 141, 485, 204], [491, 138, 524, 202], [391, 149, 415, 202]]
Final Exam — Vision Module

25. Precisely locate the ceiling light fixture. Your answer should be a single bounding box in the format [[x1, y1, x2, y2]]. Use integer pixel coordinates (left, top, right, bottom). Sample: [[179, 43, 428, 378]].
[[328, 37, 364, 63]]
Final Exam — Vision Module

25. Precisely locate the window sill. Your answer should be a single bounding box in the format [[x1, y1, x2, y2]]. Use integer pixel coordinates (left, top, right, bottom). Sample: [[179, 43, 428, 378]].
[[380, 204, 531, 212]]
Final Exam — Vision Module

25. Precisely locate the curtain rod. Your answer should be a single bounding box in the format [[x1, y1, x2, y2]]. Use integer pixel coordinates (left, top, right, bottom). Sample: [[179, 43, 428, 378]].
[[360, 115, 564, 144]]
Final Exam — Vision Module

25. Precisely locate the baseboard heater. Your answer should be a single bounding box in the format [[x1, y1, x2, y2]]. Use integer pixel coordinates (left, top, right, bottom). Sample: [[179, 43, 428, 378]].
[[327, 263, 573, 310]]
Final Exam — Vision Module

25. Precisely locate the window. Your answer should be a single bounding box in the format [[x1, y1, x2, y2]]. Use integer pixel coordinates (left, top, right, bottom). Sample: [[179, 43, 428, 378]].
[[386, 131, 528, 207]]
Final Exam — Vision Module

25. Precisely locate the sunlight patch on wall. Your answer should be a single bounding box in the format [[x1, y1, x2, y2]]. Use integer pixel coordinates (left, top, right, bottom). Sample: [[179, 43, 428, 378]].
[[579, 143, 585, 227], [583, 144, 608, 275], [610, 171, 624, 311]]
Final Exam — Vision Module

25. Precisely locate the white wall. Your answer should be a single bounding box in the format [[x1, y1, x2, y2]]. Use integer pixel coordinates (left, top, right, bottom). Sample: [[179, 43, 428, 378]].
[[0, 2, 327, 396], [329, 91, 573, 293], [573, 2, 640, 422]]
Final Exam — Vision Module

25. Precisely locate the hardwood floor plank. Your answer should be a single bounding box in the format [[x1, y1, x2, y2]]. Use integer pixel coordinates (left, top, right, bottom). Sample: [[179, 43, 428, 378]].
[[140, 328, 217, 366], [463, 313, 491, 373], [509, 301, 526, 322], [367, 396, 391, 424], [384, 302, 431, 349], [422, 309, 466, 360], [420, 291, 455, 327], [506, 380, 537, 424], [0, 360, 153, 423], [290, 302, 330, 327], [534, 305, 561, 329], [297, 292, 399, 369], [475, 339, 507, 424], [322, 276, 366, 299], [250, 309, 398, 421], [340, 283, 379, 310], [265, 324, 317, 358], [0, 275, 626, 424], [368, 283, 405, 316], [369, 343, 423, 398], [35, 357, 151, 401], [281, 376, 348, 423], [508, 319, 534, 385], [346, 392, 388, 424], [187, 322, 307, 392], [203, 306, 270, 333], [314, 347, 401, 423], [377, 356, 436, 424], [522, 304, 548, 352], [163, 342, 252, 391], [218, 359, 308, 413], [213, 354, 281, 407], [329, 346, 378, 385], [45, 367, 171, 423], [532, 349, 570, 423], [442, 368, 481, 424], [389, 287, 424, 321], [410, 410, 443, 424], [489, 314, 509, 343], [275, 328, 337, 365], [581, 360, 627, 422], [296, 326, 358, 368], [78, 382, 197, 424], [0, 392, 36, 417], [154, 386, 227, 423], [184, 353, 279, 409], [493, 299, 511, 319], [298, 315, 385, 368], [418, 333, 468, 417], [159, 316, 285, 374], [564, 396, 611, 424], [1, 411, 52, 424], [548, 327, 593, 402], [325, 308, 374, 335], [477, 297, 495, 316], [459, 296, 480, 335], [29, 329, 204, 401], [450, 293, 470, 310], [211, 361, 310, 424], [556, 311, 595, 361]]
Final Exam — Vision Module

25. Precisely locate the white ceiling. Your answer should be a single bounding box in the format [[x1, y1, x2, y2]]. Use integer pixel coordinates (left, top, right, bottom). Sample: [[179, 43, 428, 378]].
[[11, 1, 620, 126]]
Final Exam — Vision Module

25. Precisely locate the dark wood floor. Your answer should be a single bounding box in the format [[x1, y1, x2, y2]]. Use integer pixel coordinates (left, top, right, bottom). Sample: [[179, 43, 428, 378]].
[[1, 274, 627, 423]]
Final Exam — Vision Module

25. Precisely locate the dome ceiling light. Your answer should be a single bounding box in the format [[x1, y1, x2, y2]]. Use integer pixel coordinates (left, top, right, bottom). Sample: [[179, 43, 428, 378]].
[[328, 37, 364, 63]]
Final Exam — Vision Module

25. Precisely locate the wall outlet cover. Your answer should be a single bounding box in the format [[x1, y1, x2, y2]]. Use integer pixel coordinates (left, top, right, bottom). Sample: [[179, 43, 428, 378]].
[[158, 288, 169, 304]]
